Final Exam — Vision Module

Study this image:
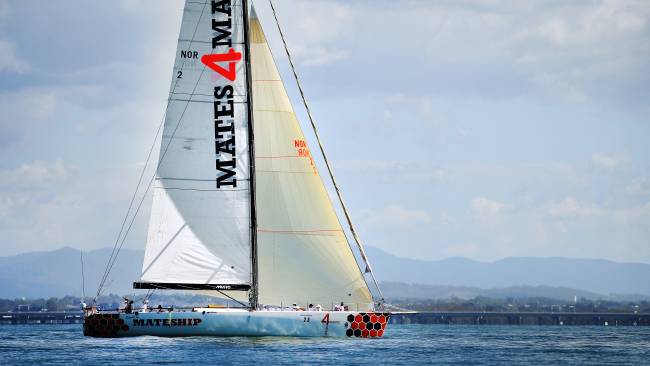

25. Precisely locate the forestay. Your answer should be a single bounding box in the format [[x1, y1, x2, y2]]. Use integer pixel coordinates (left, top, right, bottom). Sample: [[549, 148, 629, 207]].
[[139, 0, 253, 291], [249, 9, 373, 309]]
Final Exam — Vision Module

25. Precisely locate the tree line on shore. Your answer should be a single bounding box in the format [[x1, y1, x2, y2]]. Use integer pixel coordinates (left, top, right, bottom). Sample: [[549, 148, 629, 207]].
[[392, 296, 650, 313]]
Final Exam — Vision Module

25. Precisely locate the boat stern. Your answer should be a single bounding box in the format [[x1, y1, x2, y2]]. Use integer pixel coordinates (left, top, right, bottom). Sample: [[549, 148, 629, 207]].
[[83, 313, 129, 337], [344, 312, 391, 338]]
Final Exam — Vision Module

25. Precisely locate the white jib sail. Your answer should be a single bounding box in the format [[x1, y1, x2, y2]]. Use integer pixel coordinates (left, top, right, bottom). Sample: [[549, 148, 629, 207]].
[[250, 10, 373, 309], [141, 0, 252, 290]]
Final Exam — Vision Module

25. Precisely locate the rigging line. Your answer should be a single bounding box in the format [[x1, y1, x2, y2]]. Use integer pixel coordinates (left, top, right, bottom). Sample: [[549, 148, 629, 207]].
[[80, 251, 86, 302], [267, 0, 385, 302], [95, 2, 212, 299], [142, 289, 155, 305], [95, 1, 208, 298], [97, 59, 210, 298], [95, 1, 210, 300], [97, 64, 209, 299], [94, 103, 165, 300], [96, 1, 210, 298], [216, 289, 248, 307]]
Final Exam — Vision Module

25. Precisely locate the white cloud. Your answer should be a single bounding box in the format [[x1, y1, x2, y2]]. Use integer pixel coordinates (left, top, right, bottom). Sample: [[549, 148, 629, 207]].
[[527, 0, 647, 46], [627, 177, 650, 196], [284, 1, 352, 44], [0, 159, 67, 189], [472, 197, 508, 219], [544, 196, 606, 219], [591, 153, 628, 170], [334, 159, 445, 183], [385, 94, 444, 125], [0, 39, 29, 73], [334, 159, 408, 173], [541, 196, 650, 224], [254, 0, 650, 105], [0, 84, 162, 149], [612, 202, 650, 225], [530, 73, 588, 103], [510, 0, 650, 103], [0, 158, 151, 255], [439, 211, 455, 226], [0, 2, 180, 255], [0, 88, 57, 147], [258, 0, 353, 67], [292, 45, 349, 67], [0, 160, 70, 224], [365, 205, 432, 228]]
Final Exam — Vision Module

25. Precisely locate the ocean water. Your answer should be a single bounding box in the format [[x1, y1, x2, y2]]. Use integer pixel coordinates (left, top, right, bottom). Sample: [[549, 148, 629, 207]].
[[1, 324, 649, 365]]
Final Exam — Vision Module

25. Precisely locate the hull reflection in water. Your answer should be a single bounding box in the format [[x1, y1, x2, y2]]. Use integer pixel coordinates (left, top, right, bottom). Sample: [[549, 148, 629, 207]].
[[83, 309, 390, 338]]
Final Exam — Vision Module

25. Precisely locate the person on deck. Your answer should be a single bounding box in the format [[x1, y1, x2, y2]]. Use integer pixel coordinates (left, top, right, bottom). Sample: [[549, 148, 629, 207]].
[[125, 300, 133, 314], [142, 299, 149, 313], [120, 297, 128, 312]]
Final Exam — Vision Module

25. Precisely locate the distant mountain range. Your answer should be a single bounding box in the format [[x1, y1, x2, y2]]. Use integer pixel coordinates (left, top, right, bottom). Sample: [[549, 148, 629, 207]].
[[0, 247, 142, 299], [378, 282, 650, 302], [365, 247, 650, 298], [0, 246, 648, 300]]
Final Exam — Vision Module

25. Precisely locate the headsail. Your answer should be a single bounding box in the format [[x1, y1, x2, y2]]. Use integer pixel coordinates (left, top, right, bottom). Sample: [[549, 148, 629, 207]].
[[138, 0, 253, 293], [249, 9, 373, 309]]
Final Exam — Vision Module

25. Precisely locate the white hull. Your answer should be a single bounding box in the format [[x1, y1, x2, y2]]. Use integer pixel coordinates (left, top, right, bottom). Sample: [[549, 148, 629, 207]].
[[84, 309, 390, 338]]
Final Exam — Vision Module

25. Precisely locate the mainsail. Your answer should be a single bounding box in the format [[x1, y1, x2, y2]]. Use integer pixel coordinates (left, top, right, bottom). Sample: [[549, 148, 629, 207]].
[[139, 0, 253, 291], [250, 9, 373, 308]]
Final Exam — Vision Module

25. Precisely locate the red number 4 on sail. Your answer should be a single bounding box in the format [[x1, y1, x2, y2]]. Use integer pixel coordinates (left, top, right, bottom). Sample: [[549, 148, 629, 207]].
[[201, 48, 242, 81]]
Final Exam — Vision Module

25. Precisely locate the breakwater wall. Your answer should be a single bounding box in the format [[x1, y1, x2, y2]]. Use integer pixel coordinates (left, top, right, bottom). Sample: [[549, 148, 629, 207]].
[[0, 311, 83, 324]]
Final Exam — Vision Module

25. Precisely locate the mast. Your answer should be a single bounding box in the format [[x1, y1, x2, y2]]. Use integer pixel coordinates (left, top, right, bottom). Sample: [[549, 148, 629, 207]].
[[242, 0, 259, 310]]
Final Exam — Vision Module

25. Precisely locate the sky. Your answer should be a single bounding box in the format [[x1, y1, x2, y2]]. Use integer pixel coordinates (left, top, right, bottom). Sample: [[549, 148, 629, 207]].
[[0, 0, 649, 263]]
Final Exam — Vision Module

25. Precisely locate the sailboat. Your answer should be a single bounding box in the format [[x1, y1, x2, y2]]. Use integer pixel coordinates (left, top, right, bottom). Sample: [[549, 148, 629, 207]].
[[83, 0, 389, 338]]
